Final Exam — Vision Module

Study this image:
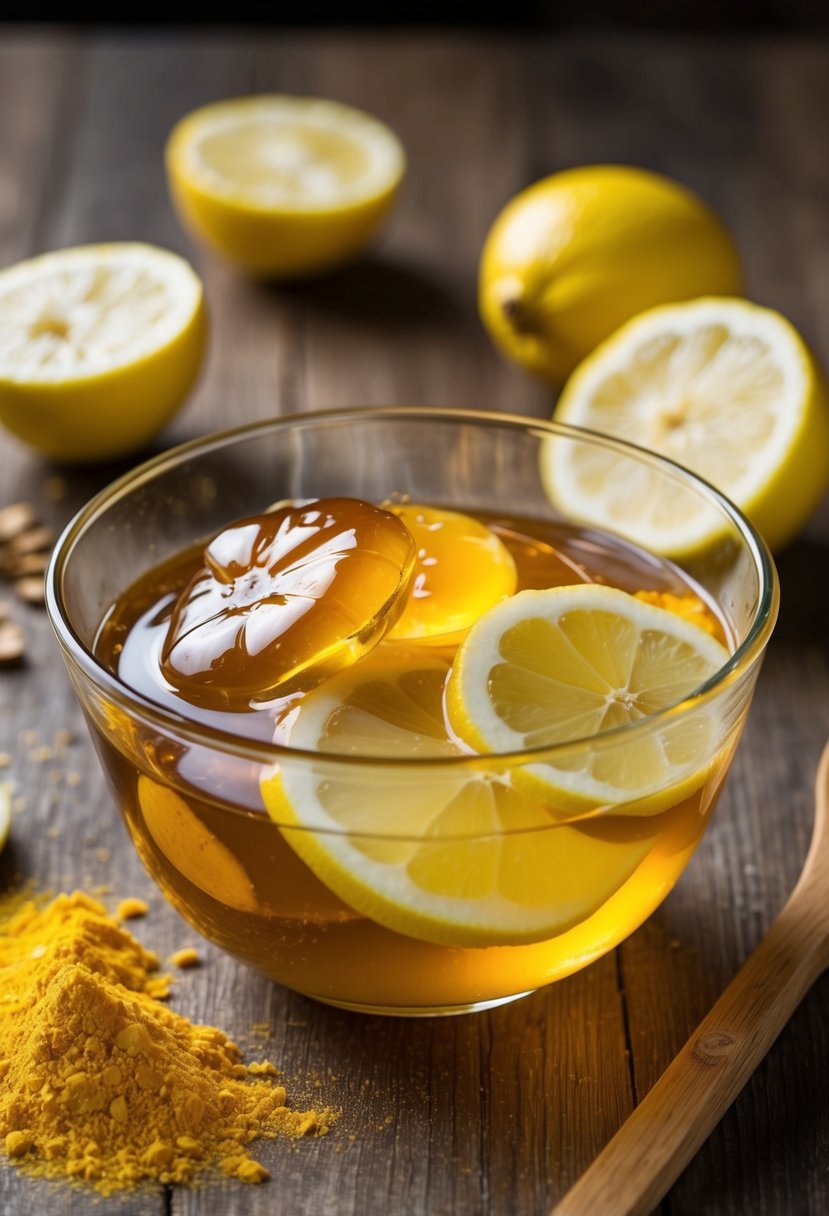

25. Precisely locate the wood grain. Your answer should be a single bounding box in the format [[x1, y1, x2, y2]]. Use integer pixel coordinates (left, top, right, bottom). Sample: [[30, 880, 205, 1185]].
[[1, 27, 828, 1216], [552, 744, 829, 1216]]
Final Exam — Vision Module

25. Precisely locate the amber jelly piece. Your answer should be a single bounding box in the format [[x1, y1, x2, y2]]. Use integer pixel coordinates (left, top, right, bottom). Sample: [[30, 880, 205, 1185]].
[[161, 497, 416, 710]]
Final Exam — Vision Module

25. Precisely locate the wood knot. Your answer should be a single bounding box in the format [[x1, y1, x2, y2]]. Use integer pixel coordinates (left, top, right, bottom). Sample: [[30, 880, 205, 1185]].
[[693, 1031, 735, 1065]]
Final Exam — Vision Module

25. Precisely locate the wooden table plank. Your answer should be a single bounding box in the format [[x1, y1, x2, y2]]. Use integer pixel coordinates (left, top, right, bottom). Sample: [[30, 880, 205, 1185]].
[[1, 27, 829, 1216]]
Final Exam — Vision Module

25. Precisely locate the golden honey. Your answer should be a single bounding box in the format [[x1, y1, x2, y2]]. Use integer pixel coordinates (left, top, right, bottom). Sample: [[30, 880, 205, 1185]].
[[93, 504, 737, 1014]]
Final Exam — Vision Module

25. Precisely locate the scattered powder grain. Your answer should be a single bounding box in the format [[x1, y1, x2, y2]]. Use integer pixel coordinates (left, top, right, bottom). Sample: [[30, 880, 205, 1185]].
[[0, 891, 334, 1194], [633, 588, 720, 637], [168, 948, 200, 970], [115, 897, 149, 921]]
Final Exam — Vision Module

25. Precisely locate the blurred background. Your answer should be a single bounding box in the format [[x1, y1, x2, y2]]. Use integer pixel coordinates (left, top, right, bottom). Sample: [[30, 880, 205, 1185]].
[[5, 2, 829, 26]]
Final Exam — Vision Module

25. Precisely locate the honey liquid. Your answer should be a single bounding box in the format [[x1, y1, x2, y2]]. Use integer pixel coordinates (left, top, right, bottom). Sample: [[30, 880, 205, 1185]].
[[93, 511, 738, 1014]]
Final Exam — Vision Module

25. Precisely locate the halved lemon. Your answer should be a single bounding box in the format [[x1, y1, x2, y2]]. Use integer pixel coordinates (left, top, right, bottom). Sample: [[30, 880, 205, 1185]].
[[0, 243, 205, 461], [545, 297, 829, 554], [446, 584, 730, 817], [385, 503, 517, 644], [261, 647, 656, 947], [0, 783, 10, 854], [166, 95, 405, 277]]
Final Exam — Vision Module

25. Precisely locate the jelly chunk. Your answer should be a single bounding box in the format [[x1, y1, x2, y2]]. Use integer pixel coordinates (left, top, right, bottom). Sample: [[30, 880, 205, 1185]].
[[161, 497, 415, 709]]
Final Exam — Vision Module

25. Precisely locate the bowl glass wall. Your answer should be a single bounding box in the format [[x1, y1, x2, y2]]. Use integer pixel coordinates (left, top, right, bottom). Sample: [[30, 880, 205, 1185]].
[[47, 409, 777, 1015]]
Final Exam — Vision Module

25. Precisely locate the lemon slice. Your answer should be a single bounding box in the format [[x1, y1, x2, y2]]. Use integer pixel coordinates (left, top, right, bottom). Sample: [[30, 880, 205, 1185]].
[[385, 503, 517, 644], [261, 648, 656, 947], [137, 777, 258, 914], [0, 784, 10, 854], [166, 95, 405, 277], [545, 297, 829, 554], [0, 243, 205, 461], [446, 584, 730, 817]]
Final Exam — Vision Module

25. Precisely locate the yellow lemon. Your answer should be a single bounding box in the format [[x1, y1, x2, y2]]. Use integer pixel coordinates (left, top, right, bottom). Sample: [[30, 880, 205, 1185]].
[[446, 584, 730, 817], [138, 776, 258, 914], [165, 95, 405, 278], [0, 784, 10, 854], [261, 646, 656, 947], [479, 165, 742, 383], [0, 244, 205, 462], [385, 503, 517, 644], [547, 297, 829, 554]]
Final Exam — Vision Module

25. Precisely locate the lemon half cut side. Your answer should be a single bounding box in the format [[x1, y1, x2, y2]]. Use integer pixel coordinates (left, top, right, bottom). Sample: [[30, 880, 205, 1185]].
[[446, 584, 731, 817], [261, 648, 655, 948], [0, 243, 205, 461], [545, 297, 829, 555], [166, 95, 406, 277]]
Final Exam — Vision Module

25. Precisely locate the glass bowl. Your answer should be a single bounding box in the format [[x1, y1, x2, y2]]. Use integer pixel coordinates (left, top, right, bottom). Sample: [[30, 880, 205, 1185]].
[[46, 408, 778, 1016]]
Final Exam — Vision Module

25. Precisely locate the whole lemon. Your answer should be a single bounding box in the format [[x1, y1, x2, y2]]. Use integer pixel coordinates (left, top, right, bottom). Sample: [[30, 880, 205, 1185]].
[[478, 165, 743, 384]]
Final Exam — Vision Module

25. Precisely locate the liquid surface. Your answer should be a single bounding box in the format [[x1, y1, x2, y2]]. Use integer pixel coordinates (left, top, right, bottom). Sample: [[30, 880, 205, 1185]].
[[93, 507, 734, 1013]]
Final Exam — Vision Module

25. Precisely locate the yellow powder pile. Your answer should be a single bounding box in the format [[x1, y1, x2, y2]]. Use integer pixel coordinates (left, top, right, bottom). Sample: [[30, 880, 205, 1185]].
[[0, 892, 333, 1194]]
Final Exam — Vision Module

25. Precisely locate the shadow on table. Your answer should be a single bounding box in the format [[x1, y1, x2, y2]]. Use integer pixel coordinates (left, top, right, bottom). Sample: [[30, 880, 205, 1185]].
[[772, 537, 829, 648], [0, 839, 28, 896], [265, 253, 462, 330]]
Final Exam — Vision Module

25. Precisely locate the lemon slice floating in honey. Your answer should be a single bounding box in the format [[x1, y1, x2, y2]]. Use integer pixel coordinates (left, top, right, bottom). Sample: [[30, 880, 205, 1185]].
[[385, 503, 517, 645], [446, 583, 731, 817], [261, 647, 656, 947]]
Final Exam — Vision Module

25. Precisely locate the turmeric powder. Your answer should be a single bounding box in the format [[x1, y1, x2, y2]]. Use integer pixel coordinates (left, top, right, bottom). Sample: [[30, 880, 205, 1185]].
[[634, 588, 721, 637], [0, 891, 334, 1194]]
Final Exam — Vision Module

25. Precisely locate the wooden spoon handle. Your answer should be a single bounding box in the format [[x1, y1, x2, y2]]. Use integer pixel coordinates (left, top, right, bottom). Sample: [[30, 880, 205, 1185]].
[[550, 888, 828, 1216]]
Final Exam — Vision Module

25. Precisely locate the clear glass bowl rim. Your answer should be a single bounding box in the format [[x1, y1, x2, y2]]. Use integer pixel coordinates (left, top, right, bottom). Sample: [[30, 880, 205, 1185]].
[[45, 406, 779, 772]]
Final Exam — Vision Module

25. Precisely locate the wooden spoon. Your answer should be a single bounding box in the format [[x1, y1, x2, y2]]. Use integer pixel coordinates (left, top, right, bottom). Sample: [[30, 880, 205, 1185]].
[[551, 740, 829, 1216]]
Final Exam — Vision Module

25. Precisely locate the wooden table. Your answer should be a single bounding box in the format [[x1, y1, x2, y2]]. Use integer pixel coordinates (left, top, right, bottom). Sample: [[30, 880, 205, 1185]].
[[2, 26, 829, 1216]]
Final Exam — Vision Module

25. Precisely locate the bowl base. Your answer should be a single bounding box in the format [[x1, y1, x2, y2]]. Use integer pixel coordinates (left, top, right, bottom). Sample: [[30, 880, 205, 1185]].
[[299, 988, 537, 1017]]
